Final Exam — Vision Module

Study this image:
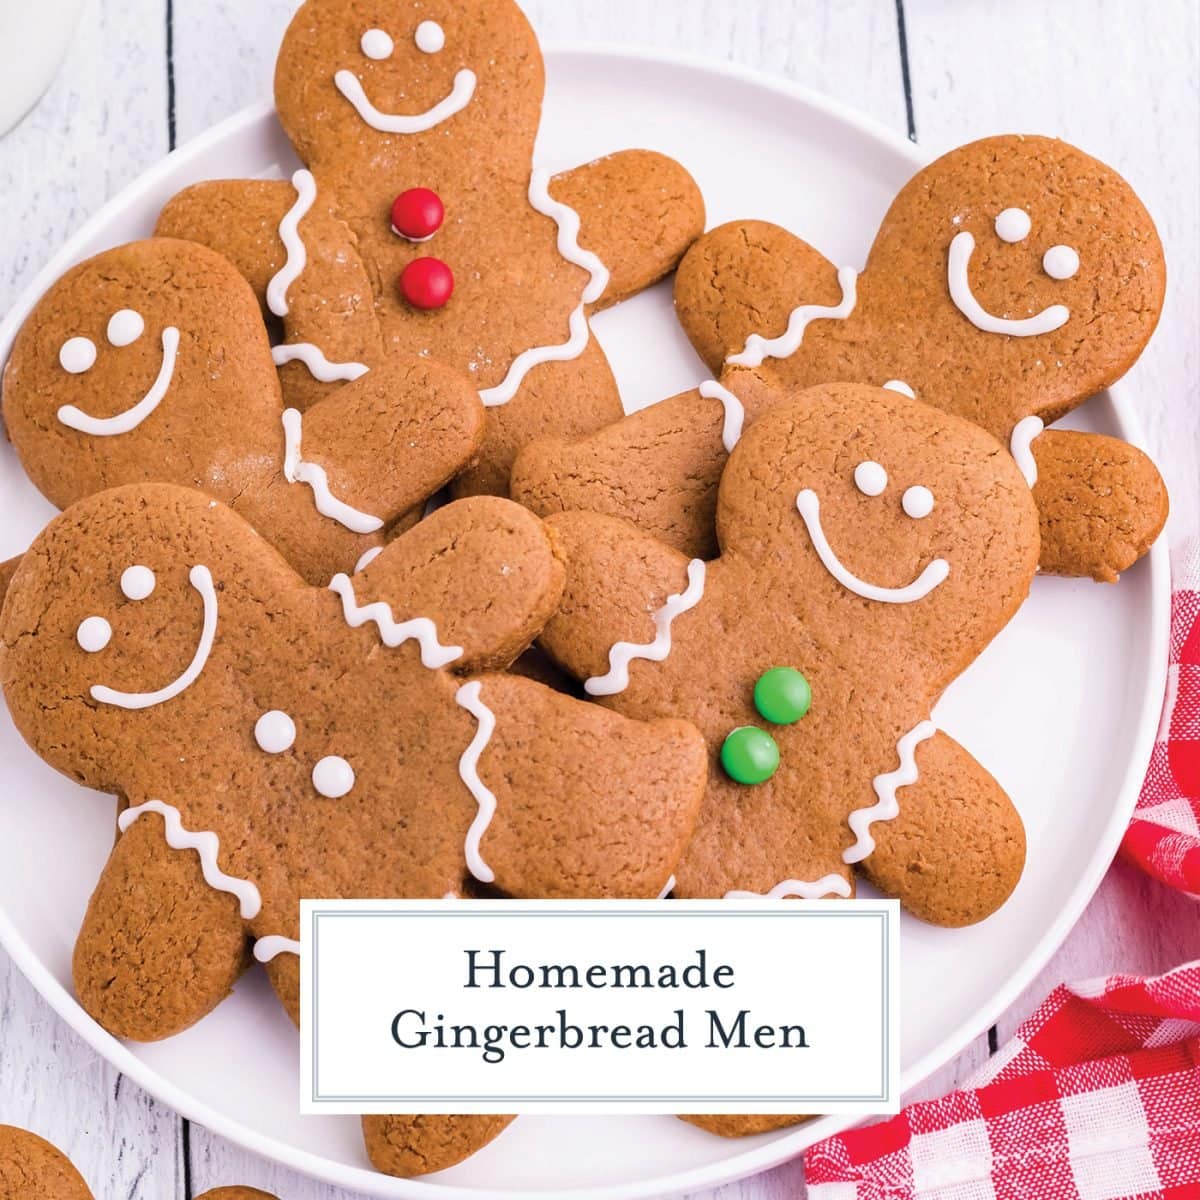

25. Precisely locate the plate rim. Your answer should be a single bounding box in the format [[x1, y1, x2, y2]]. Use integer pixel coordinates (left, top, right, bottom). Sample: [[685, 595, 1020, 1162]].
[[0, 39, 1172, 1200]]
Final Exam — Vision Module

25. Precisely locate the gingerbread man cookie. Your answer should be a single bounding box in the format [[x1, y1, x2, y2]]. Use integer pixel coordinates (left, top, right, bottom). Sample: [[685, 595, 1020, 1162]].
[[514, 135, 1167, 582], [0, 484, 706, 1176], [2, 239, 485, 586], [156, 0, 705, 498], [540, 383, 1035, 929]]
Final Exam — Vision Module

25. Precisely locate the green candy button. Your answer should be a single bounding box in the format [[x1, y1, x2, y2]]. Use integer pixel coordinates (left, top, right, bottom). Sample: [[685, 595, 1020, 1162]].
[[754, 667, 812, 725], [721, 726, 780, 785]]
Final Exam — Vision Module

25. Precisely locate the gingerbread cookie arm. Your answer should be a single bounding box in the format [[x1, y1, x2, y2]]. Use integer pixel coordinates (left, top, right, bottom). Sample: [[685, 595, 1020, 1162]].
[[856, 730, 1025, 927], [551, 150, 705, 311], [1030, 429, 1169, 582], [362, 1114, 516, 1179], [537, 510, 699, 698], [468, 674, 705, 898], [511, 387, 730, 560], [674, 221, 843, 373], [73, 813, 249, 1041], [342, 497, 565, 673]]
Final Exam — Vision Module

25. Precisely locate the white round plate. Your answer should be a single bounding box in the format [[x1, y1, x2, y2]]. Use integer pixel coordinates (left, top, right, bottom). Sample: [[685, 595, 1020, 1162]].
[[0, 44, 1169, 1200]]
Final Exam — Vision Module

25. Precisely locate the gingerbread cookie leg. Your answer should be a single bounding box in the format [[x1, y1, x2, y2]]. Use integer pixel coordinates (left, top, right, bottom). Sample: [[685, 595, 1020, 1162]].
[[1030, 429, 1169, 582], [680, 1114, 809, 1137], [550, 150, 706, 309], [362, 1114, 515, 1179], [452, 336, 624, 499], [73, 812, 249, 1040], [857, 730, 1026, 927], [468, 673, 706, 899]]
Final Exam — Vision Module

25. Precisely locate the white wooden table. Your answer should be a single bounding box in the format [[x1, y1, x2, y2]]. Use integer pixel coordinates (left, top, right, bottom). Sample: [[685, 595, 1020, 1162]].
[[1, 2, 1197, 1197]]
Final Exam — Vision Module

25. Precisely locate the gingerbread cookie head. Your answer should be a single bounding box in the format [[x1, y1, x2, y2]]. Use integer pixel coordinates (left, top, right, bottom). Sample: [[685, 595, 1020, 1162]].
[[276, 0, 541, 175], [847, 134, 1166, 434], [1, 484, 705, 1040], [3, 239, 279, 512], [3, 238, 488, 585], [717, 382, 1040, 684]]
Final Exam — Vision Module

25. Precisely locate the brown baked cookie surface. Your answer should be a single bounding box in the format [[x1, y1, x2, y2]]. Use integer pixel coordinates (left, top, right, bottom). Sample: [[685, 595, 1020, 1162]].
[[0, 1126, 93, 1199], [155, 0, 705, 498], [2, 238, 484, 586], [194, 1190, 280, 1200], [0, 484, 706, 1175], [362, 1114, 515, 1178], [515, 135, 1166, 582], [680, 1114, 808, 1137], [540, 384, 1036, 927]]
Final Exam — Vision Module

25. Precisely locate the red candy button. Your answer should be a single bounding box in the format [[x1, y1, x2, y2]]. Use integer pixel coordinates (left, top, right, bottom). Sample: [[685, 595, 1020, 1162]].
[[390, 187, 444, 242], [400, 258, 454, 310]]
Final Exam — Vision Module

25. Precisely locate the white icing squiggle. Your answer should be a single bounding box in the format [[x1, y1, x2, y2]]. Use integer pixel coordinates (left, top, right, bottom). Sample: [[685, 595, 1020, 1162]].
[[328, 573, 462, 668], [478, 169, 611, 408], [699, 380, 745, 453], [266, 170, 317, 318], [456, 681, 498, 884], [91, 565, 218, 709], [334, 68, 477, 135], [843, 720, 938, 865], [1010, 415, 1045, 488], [354, 546, 384, 574], [948, 232, 1069, 337], [272, 343, 369, 383], [658, 875, 676, 899], [254, 935, 301, 963], [585, 559, 706, 697], [119, 800, 261, 919], [727, 267, 858, 368], [726, 875, 852, 900], [282, 408, 383, 534], [58, 327, 180, 436], [796, 490, 949, 604]]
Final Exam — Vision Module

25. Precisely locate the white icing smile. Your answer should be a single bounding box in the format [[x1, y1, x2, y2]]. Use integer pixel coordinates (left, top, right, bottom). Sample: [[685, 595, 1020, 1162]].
[[796, 490, 949, 604], [947, 211, 1077, 338], [334, 64, 477, 134], [89, 564, 219, 709], [57, 326, 181, 437]]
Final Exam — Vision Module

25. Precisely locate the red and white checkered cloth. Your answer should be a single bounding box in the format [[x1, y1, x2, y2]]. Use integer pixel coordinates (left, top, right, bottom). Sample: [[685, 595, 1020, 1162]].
[[804, 540, 1200, 1199], [804, 965, 1200, 1199], [1122, 539, 1200, 896]]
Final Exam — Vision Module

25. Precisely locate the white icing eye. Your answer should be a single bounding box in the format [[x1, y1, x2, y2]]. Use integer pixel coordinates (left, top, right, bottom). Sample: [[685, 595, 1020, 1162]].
[[994, 208, 1031, 243], [415, 20, 445, 53], [1042, 245, 1080, 281], [902, 486, 935, 520], [313, 755, 355, 798], [120, 565, 156, 601], [854, 461, 888, 498], [77, 615, 112, 653], [883, 380, 915, 399], [60, 337, 97, 374], [255, 710, 297, 755], [360, 28, 394, 59], [106, 309, 145, 347]]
